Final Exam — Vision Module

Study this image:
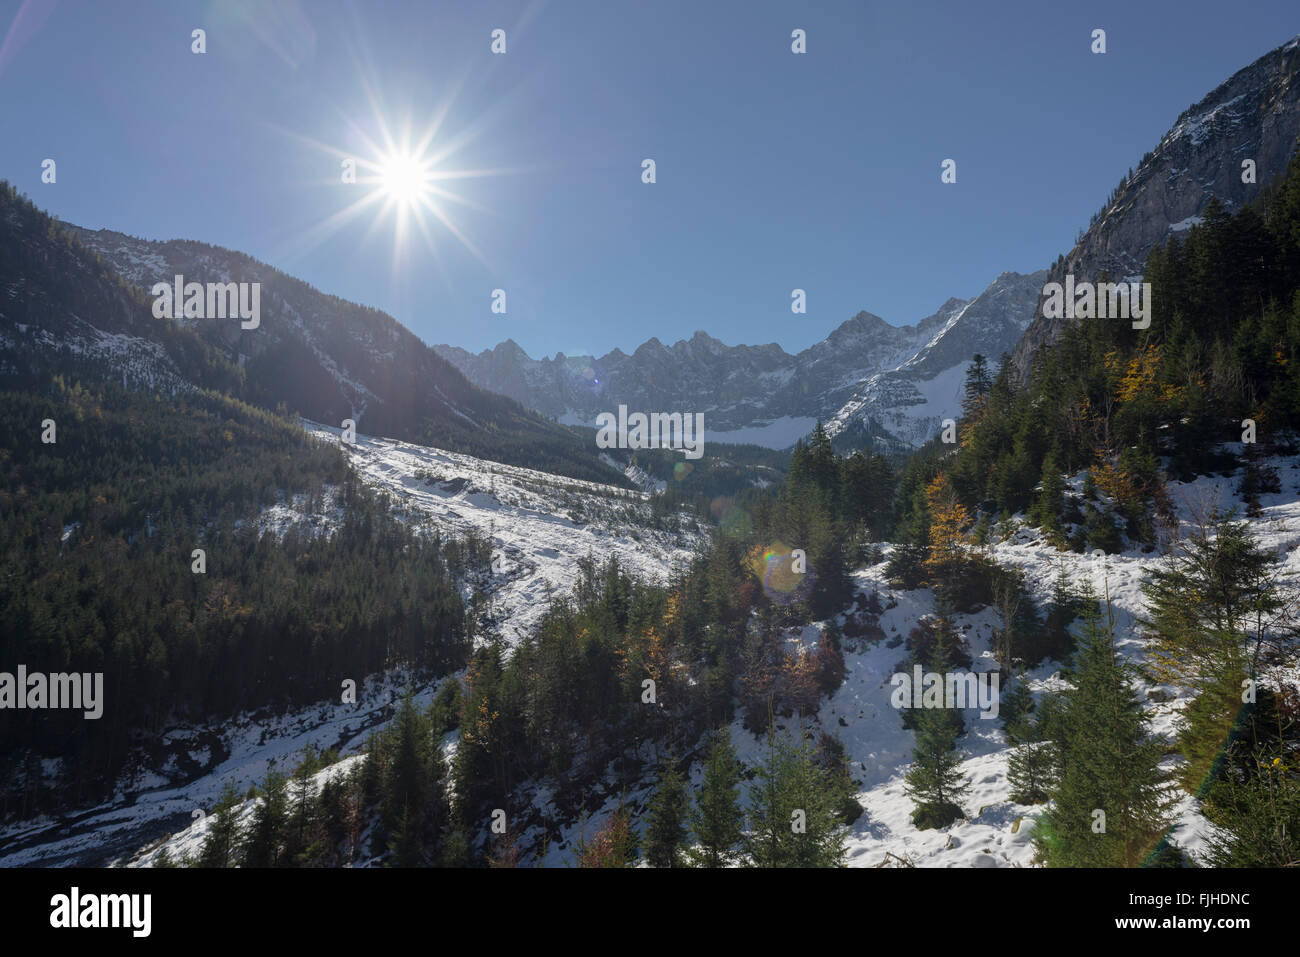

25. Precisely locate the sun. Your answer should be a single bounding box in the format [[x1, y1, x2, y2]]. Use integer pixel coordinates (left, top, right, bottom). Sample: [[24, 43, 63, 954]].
[[279, 85, 511, 271], [377, 151, 432, 207]]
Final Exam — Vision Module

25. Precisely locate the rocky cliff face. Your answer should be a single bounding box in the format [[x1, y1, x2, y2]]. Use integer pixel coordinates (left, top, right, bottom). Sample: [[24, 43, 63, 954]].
[[1008, 33, 1300, 384], [436, 270, 1045, 451]]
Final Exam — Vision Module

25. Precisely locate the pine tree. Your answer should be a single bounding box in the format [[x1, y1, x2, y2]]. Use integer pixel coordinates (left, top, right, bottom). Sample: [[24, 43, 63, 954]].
[[197, 782, 244, 868], [643, 758, 689, 868], [387, 801, 424, 867], [1000, 672, 1036, 747], [1140, 511, 1280, 687], [1039, 561, 1080, 662], [1141, 513, 1282, 795], [1034, 586, 1175, 867], [1177, 652, 1250, 795], [1028, 452, 1066, 532], [1203, 754, 1300, 867], [1006, 686, 1055, 805], [961, 354, 993, 423], [904, 702, 971, 829], [1008, 739, 1054, 805], [283, 751, 320, 866], [687, 730, 745, 867], [745, 728, 847, 867], [1202, 694, 1300, 867], [240, 768, 288, 867]]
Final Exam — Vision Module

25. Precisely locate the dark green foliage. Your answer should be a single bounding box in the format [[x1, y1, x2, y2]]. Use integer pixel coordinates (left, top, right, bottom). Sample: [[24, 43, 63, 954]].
[[240, 769, 288, 868], [1139, 511, 1286, 794], [945, 147, 1300, 542], [687, 730, 746, 867], [1000, 672, 1036, 747], [197, 782, 244, 869], [1033, 590, 1175, 867], [374, 695, 450, 866], [1006, 682, 1056, 805], [0, 378, 470, 816], [643, 758, 689, 867], [1201, 688, 1300, 867], [745, 727, 848, 867], [904, 702, 971, 829]]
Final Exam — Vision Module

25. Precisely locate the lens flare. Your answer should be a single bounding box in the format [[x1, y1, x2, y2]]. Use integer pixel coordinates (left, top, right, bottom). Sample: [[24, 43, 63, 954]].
[[747, 541, 815, 605]]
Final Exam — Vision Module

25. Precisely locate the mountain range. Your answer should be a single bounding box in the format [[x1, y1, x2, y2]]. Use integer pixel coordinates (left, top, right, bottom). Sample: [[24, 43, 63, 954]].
[[435, 271, 1046, 452], [5, 34, 1298, 466], [438, 32, 1300, 450]]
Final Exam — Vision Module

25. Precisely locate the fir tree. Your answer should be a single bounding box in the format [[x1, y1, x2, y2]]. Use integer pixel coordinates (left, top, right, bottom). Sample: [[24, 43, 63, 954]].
[[1006, 689, 1056, 805], [240, 768, 288, 868], [197, 782, 244, 869], [578, 804, 639, 868], [643, 758, 689, 868], [1000, 672, 1036, 747], [1034, 586, 1175, 867], [1140, 513, 1283, 795], [1140, 511, 1281, 687], [687, 730, 745, 867], [745, 727, 847, 867], [1201, 697, 1300, 867], [903, 701, 971, 830]]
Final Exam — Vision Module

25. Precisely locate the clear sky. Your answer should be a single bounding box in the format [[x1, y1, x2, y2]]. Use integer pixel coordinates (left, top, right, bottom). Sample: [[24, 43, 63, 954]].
[[3, 0, 1297, 359]]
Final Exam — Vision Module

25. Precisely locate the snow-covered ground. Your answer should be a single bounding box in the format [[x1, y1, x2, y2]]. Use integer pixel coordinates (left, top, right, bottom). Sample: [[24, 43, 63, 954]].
[[6, 434, 1296, 867], [302, 420, 708, 646], [0, 668, 437, 867], [821, 455, 1299, 867], [464, 454, 1300, 868], [0, 423, 705, 866]]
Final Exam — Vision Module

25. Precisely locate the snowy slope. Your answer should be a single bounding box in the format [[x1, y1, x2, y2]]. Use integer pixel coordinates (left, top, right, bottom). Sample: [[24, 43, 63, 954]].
[[12, 440, 1295, 867], [473, 456, 1300, 868], [0, 422, 705, 867], [301, 421, 707, 646]]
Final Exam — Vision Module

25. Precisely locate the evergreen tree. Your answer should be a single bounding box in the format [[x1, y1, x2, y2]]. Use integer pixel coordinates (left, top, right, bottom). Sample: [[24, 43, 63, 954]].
[[1202, 696, 1300, 867], [903, 702, 971, 829], [1034, 587, 1174, 867], [1000, 672, 1036, 747], [687, 731, 745, 868], [745, 727, 847, 867], [961, 354, 993, 423], [1006, 687, 1055, 805], [387, 801, 424, 867], [1140, 511, 1281, 687], [197, 782, 244, 869], [1028, 452, 1066, 533], [643, 758, 689, 868], [1141, 513, 1283, 794], [578, 804, 639, 868], [283, 749, 320, 866], [240, 768, 288, 868], [1007, 739, 1054, 806]]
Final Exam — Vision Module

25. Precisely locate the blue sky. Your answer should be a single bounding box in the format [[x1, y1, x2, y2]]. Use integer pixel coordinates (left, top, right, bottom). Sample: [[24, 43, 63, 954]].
[[2, 0, 1297, 358]]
